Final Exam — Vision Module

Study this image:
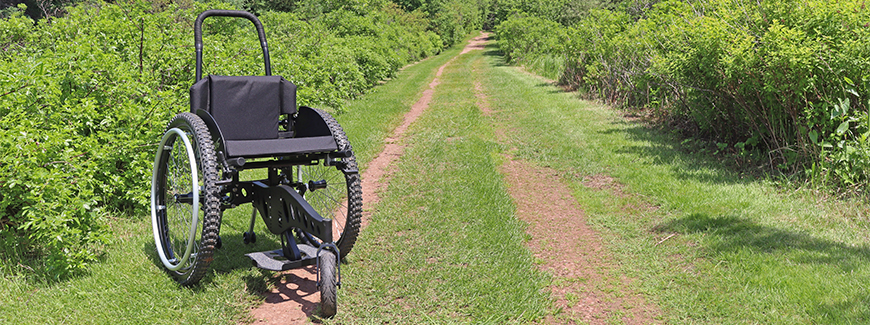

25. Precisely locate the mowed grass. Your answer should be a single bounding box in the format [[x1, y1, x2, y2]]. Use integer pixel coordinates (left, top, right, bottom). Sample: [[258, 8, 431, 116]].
[[476, 42, 870, 324], [335, 46, 550, 322], [6, 32, 870, 324], [0, 42, 475, 323]]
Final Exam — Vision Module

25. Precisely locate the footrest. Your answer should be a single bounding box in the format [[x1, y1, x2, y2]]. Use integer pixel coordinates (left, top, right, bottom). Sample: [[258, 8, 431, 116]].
[[246, 244, 319, 271]]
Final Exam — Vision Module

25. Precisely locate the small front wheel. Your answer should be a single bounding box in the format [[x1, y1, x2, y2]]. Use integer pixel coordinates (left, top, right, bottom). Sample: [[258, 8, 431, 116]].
[[319, 250, 338, 317]]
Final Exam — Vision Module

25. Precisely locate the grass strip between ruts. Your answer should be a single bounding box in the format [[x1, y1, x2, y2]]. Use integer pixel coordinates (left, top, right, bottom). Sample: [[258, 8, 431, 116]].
[[336, 41, 550, 323]]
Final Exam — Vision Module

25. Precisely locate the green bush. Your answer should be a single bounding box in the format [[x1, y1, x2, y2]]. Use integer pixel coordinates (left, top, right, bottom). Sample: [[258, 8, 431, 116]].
[[385, 0, 481, 48], [482, 0, 612, 29], [430, 0, 481, 47], [494, 13, 568, 79], [0, 0, 444, 279], [496, 0, 870, 193]]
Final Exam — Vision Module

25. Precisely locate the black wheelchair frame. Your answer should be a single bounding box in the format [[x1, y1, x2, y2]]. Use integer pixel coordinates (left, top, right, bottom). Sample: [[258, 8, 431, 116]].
[[149, 10, 362, 317]]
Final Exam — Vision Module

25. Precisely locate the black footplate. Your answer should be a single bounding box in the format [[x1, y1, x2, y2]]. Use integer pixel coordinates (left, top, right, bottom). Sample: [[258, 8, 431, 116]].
[[246, 243, 320, 271]]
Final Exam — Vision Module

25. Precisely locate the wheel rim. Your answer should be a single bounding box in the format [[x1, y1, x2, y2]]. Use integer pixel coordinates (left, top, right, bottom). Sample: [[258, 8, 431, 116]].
[[151, 127, 200, 272], [297, 162, 350, 244]]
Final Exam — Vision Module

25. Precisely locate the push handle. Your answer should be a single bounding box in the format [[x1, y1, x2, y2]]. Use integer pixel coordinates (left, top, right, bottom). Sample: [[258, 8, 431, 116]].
[[194, 10, 272, 82]]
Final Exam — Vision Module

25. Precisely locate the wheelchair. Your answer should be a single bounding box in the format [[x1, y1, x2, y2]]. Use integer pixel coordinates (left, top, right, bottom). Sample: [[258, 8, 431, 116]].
[[149, 10, 362, 317]]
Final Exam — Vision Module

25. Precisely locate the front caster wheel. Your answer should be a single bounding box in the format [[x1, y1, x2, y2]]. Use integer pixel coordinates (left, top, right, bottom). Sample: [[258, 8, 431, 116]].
[[243, 231, 256, 245], [319, 250, 337, 317]]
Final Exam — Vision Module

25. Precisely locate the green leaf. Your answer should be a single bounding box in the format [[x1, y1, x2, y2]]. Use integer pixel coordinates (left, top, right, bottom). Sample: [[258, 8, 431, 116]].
[[844, 76, 854, 86], [836, 121, 850, 135]]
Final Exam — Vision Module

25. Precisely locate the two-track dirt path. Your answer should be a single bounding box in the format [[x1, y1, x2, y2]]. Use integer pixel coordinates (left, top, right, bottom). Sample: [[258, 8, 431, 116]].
[[474, 33, 661, 324], [247, 33, 481, 325], [249, 32, 660, 324]]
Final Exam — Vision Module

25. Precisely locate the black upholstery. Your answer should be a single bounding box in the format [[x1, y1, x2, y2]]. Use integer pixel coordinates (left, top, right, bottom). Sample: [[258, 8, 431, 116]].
[[189, 75, 338, 158], [225, 136, 338, 158], [190, 75, 296, 141]]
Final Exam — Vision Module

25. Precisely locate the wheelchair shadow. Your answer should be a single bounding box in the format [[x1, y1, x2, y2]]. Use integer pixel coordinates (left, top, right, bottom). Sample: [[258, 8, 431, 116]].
[[142, 237, 326, 321], [246, 265, 324, 322]]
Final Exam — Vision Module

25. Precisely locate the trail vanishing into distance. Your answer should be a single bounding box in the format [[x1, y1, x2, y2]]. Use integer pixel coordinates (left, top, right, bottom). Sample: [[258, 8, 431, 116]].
[[247, 30, 870, 324], [249, 33, 659, 324]]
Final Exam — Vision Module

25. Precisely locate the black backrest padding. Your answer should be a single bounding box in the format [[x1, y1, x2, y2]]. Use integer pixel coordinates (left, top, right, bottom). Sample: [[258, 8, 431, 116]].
[[190, 75, 297, 141]]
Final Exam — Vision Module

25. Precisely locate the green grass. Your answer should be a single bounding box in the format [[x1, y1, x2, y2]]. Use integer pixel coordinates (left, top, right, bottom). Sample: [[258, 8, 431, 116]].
[[6, 32, 870, 324], [0, 217, 260, 324], [518, 53, 565, 81], [0, 42, 472, 324], [334, 44, 461, 167], [334, 42, 550, 323], [476, 41, 870, 324]]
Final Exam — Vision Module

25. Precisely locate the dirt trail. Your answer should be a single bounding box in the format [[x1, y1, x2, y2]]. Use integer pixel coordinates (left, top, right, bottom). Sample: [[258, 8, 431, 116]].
[[359, 46, 457, 226], [249, 32, 660, 324], [247, 33, 486, 325], [499, 160, 662, 324], [470, 33, 662, 324], [360, 32, 490, 220]]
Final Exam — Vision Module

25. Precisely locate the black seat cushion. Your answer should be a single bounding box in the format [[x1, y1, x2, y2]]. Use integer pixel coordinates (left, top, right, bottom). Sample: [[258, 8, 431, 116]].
[[224, 136, 338, 158], [190, 75, 297, 141]]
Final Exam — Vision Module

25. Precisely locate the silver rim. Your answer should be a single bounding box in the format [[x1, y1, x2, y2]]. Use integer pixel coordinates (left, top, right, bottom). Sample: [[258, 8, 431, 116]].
[[151, 127, 200, 271]]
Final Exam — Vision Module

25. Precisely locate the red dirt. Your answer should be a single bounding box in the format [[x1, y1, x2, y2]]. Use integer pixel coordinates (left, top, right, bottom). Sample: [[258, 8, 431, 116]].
[[246, 31, 483, 325], [461, 33, 489, 54], [499, 158, 662, 324], [248, 32, 661, 324], [474, 32, 662, 323]]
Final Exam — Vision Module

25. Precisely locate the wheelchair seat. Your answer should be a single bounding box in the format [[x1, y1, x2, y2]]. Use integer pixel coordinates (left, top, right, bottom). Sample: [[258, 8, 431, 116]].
[[189, 75, 338, 158], [151, 12, 360, 317]]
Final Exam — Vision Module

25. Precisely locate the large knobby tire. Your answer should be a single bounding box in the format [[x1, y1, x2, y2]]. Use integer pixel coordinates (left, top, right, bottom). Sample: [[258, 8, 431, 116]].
[[319, 250, 338, 317], [297, 108, 362, 259], [150, 112, 222, 286]]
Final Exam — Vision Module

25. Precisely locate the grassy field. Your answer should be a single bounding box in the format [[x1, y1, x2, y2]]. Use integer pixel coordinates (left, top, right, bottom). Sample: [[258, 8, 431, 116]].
[[5, 32, 870, 324], [475, 43, 870, 323], [337, 45, 550, 323], [0, 40, 468, 324]]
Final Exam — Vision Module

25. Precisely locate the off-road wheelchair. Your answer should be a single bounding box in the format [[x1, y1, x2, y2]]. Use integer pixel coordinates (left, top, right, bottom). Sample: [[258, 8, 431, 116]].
[[149, 10, 362, 317]]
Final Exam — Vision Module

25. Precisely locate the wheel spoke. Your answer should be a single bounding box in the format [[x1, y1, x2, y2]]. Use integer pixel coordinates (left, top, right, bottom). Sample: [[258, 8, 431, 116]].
[[151, 113, 221, 285]]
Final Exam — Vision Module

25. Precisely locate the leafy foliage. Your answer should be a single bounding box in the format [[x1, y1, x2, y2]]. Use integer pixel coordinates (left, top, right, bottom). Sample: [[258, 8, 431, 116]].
[[482, 0, 616, 29], [0, 0, 443, 279], [496, 0, 870, 195]]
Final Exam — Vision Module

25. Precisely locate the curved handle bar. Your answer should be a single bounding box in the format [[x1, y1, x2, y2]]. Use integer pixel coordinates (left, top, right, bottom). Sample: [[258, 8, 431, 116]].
[[194, 10, 272, 81]]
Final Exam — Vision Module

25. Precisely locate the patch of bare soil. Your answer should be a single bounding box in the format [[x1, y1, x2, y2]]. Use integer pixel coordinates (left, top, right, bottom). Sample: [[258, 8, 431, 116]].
[[248, 267, 320, 324], [246, 30, 487, 325], [474, 80, 494, 116], [499, 158, 661, 324], [473, 32, 662, 323], [461, 32, 490, 54]]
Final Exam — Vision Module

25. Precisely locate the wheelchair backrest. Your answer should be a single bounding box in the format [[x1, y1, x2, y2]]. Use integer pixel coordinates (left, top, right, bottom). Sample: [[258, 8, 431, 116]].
[[190, 75, 297, 141]]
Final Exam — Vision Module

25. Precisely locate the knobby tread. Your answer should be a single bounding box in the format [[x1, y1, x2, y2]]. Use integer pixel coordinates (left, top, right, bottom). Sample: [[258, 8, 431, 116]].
[[165, 112, 222, 286], [310, 108, 363, 258], [319, 250, 338, 317]]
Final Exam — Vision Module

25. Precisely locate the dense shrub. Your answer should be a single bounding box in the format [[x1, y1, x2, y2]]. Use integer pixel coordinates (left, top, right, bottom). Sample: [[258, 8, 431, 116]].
[[384, 0, 482, 47], [495, 13, 568, 79], [0, 0, 443, 278], [496, 0, 870, 193], [429, 0, 481, 47], [483, 0, 614, 29]]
